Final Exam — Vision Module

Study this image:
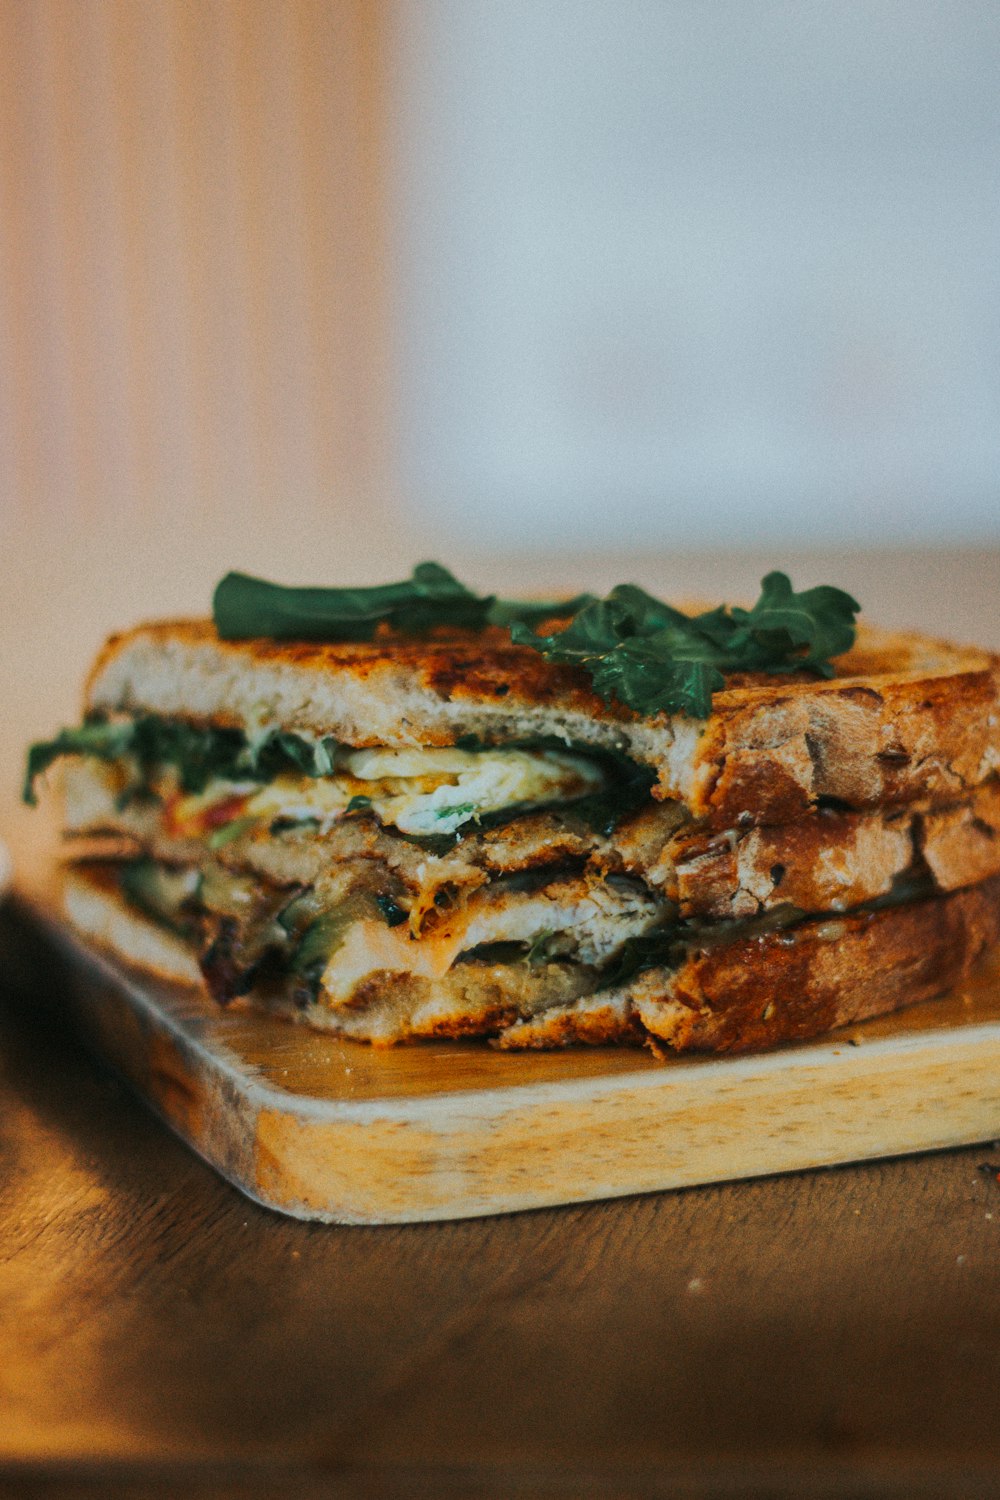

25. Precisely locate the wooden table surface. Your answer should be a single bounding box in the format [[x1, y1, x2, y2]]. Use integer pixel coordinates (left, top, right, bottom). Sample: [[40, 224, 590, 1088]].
[[4, 550, 1000, 1500], [5, 904, 1000, 1500]]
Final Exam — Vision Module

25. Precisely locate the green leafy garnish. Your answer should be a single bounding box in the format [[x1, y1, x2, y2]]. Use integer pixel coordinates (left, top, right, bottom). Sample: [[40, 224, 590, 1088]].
[[214, 563, 494, 641], [437, 802, 476, 823], [269, 814, 321, 835], [23, 720, 136, 804], [23, 714, 250, 801], [206, 815, 260, 850], [118, 859, 201, 939], [487, 593, 597, 630], [524, 929, 582, 967], [246, 730, 340, 779], [211, 565, 858, 720], [289, 911, 347, 987], [23, 714, 342, 805], [213, 564, 595, 643], [510, 571, 860, 719]]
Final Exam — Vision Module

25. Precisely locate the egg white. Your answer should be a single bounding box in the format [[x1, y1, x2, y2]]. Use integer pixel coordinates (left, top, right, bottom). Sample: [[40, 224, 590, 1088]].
[[187, 745, 605, 837]]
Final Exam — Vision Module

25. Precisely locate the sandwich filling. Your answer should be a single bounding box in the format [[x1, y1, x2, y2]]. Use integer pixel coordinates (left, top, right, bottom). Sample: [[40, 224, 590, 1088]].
[[25, 573, 1000, 1050], [45, 714, 678, 1025], [37, 703, 1000, 1042]]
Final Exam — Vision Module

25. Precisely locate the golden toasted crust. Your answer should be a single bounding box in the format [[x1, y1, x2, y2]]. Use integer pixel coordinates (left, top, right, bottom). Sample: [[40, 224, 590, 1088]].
[[698, 658, 1000, 827], [499, 875, 1000, 1052], [667, 779, 1000, 919], [62, 865, 203, 988], [84, 617, 1000, 827], [60, 755, 1000, 925], [86, 618, 608, 721], [644, 874, 1000, 1052], [669, 806, 914, 919], [63, 863, 1000, 1054]]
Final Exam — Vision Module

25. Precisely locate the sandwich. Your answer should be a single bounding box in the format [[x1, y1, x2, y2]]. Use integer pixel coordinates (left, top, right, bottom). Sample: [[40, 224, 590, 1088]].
[[25, 565, 1000, 1052]]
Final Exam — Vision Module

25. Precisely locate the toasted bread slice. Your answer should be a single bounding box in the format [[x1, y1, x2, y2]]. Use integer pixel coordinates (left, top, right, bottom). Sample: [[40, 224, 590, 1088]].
[[86, 618, 1000, 826], [500, 874, 1000, 1052], [59, 756, 1000, 925], [669, 779, 1000, 919], [63, 864, 204, 988], [63, 864, 1000, 1054]]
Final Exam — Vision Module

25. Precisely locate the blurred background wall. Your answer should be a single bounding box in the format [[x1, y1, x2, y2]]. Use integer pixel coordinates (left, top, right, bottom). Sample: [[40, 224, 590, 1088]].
[[393, 0, 1000, 550], [1, 0, 393, 558], [3, 0, 1000, 877], [1, 0, 396, 873]]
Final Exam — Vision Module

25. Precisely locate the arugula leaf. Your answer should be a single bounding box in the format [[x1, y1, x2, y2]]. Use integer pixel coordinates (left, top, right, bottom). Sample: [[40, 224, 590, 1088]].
[[206, 815, 260, 850], [241, 730, 340, 781], [22, 720, 136, 804], [118, 859, 201, 939], [487, 593, 596, 629], [511, 571, 859, 719], [23, 714, 343, 804], [214, 562, 494, 641], [289, 911, 348, 987], [213, 565, 598, 642], [133, 718, 247, 793], [727, 571, 859, 672]]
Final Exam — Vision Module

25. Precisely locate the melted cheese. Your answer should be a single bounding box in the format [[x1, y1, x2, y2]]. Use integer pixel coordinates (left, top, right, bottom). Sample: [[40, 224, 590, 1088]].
[[319, 876, 666, 1002], [172, 745, 605, 839], [342, 746, 604, 835]]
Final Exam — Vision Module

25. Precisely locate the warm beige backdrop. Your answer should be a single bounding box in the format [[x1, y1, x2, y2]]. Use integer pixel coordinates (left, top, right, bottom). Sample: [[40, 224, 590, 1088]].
[[0, 0, 408, 877], [1, 0, 392, 522], [4, 4, 1000, 892]]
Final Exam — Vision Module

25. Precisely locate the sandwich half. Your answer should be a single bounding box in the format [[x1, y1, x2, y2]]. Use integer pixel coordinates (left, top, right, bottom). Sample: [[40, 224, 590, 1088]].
[[29, 606, 1000, 1052]]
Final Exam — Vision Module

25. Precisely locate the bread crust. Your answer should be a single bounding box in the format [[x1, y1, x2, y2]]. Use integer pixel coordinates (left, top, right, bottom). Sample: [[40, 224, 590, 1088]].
[[63, 863, 1000, 1056], [63, 865, 203, 988], [669, 779, 1000, 919], [500, 876, 1000, 1053], [59, 756, 1000, 926], [84, 618, 1000, 826], [647, 875, 1000, 1052]]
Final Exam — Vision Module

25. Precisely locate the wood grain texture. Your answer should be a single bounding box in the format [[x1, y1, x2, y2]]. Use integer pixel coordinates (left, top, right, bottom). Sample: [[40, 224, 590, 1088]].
[[17, 886, 1000, 1231], [7, 548, 1000, 1495], [5, 903, 1000, 1498]]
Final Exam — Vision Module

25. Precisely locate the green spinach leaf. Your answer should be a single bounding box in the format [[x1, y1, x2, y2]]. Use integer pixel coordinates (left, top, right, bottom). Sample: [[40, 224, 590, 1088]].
[[24, 714, 343, 804], [214, 562, 494, 641], [511, 571, 859, 719], [487, 593, 597, 629], [23, 720, 136, 805], [214, 564, 595, 643]]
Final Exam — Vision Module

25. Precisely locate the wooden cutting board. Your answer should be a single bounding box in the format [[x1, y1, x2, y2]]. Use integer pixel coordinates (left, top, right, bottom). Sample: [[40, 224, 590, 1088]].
[[27, 896, 1000, 1224]]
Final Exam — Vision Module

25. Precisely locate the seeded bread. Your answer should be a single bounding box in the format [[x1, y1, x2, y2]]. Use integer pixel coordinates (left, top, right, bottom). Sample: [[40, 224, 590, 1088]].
[[63, 865, 1000, 1053], [60, 757, 1000, 925], [500, 875, 1000, 1052], [86, 618, 1000, 827]]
